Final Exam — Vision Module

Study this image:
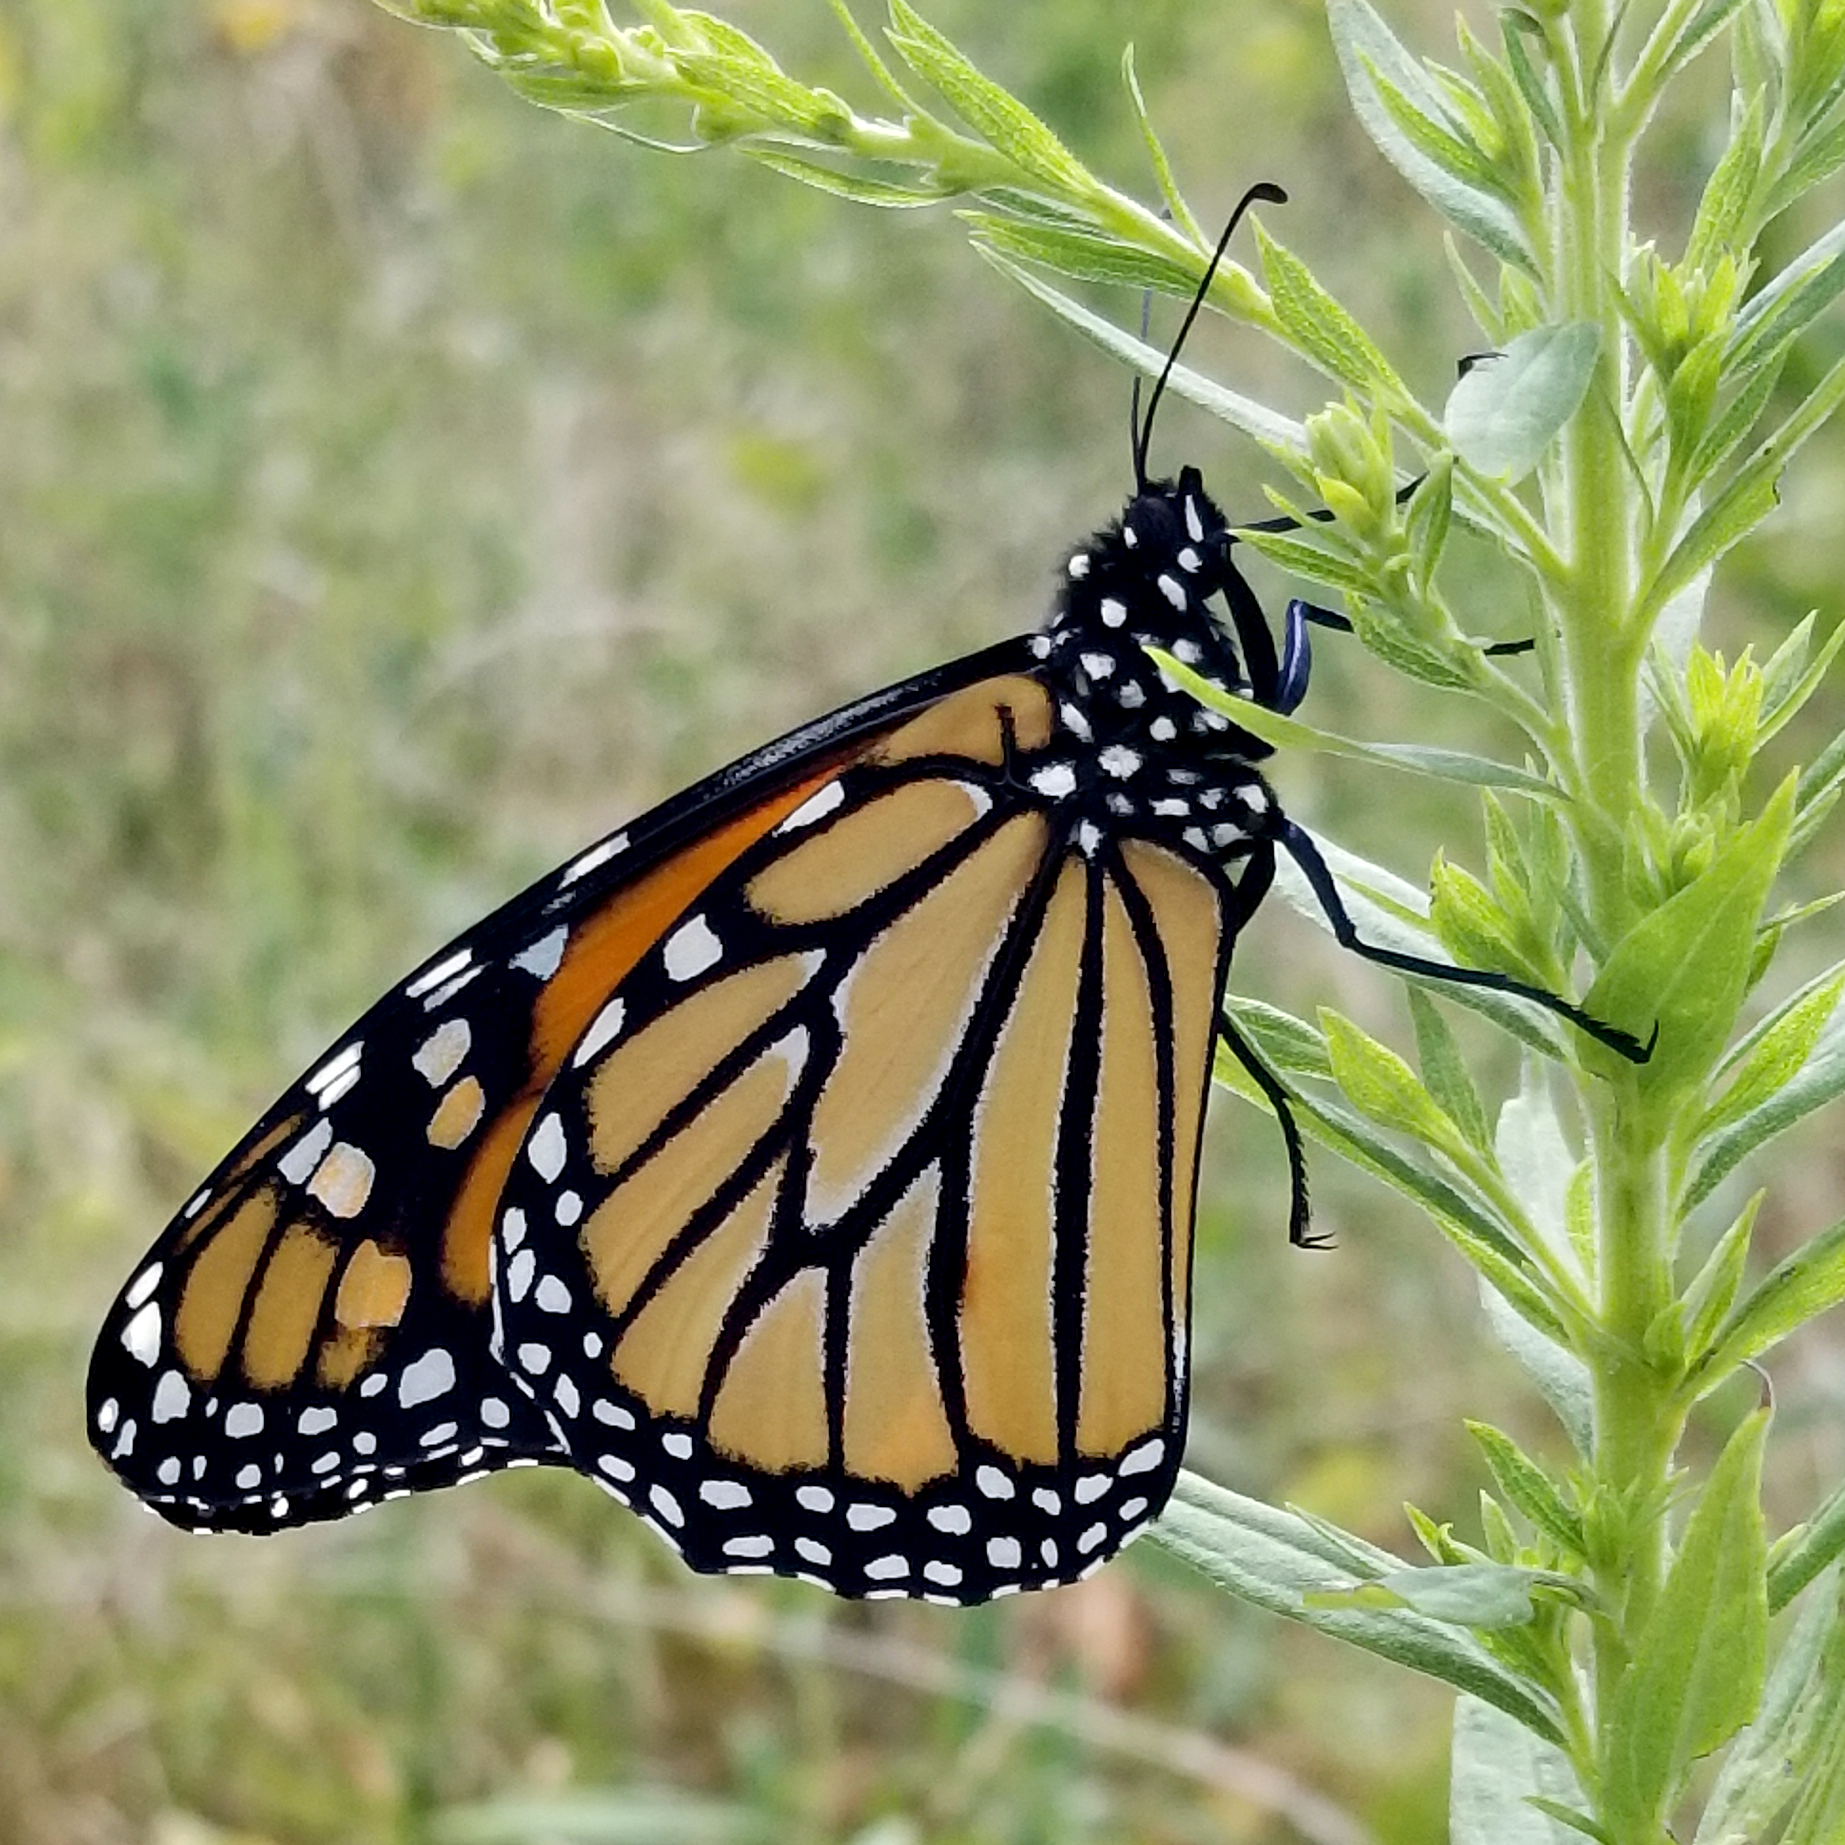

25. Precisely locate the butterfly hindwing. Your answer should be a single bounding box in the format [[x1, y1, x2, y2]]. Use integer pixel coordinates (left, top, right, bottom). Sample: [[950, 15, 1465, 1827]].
[[492, 673, 1232, 1601], [87, 643, 1036, 1532]]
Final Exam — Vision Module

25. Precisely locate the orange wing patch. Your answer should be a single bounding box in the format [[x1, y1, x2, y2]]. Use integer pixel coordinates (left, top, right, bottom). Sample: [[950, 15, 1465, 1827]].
[[439, 770, 840, 1306]]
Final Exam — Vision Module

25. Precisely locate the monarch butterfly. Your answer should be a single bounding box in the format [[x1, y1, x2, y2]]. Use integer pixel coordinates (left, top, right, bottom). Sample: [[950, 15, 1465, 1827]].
[[88, 185, 1644, 1603]]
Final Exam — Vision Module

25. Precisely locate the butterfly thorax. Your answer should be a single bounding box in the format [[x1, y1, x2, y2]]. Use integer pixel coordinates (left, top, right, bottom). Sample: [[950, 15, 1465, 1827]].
[[1026, 467, 1275, 861]]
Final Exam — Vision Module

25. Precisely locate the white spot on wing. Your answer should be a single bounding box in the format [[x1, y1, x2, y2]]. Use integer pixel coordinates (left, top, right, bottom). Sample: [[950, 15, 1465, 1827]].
[[779, 781, 845, 833], [412, 1019, 471, 1086], [308, 1144, 375, 1220], [123, 1303, 161, 1368], [562, 834, 628, 887], [702, 1480, 752, 1510], [224, 1402, 264, 1439], [125, 1264, 163, 1311], [279, 1118, 334, 1186], [398, 1348, 456, 1408], [299, 1407, 338, 1436], [306, 1044, 361, 1095], [512, 926, 568, 979], [572, 998, 626, 1068], [151, 1371, 190, 1423], [664, 916, 722, 981], [406, 949, 471, 1001], [528, 1113, 567, 1183]]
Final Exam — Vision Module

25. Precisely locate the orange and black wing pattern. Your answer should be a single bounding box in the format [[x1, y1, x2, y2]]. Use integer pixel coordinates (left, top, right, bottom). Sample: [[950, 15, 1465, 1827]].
[[491, 671, 1232, 1600], [86, 642, 1037, 1533]]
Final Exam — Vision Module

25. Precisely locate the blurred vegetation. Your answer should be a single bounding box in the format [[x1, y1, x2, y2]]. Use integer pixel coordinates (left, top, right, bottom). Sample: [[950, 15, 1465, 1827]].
[[5, 1, 1845, 1841]]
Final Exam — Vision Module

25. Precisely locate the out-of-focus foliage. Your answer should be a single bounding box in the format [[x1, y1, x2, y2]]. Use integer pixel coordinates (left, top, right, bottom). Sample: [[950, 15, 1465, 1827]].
[[6, 2, 1845, 1842]]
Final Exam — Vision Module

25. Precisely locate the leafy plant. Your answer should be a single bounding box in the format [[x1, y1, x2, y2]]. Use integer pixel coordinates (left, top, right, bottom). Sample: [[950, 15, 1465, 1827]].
[[370, 0, 1845, 1838]]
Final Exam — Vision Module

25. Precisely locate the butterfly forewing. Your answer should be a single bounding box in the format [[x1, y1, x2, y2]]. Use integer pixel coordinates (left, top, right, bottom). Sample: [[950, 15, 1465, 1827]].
[[493, 675, 1231, 1601], [88, 646, 1034, 1532]]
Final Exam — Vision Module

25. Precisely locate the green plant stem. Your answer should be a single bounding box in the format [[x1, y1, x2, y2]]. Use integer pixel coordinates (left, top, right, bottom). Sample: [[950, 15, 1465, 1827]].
[[1551, 13, 1682, 1839]]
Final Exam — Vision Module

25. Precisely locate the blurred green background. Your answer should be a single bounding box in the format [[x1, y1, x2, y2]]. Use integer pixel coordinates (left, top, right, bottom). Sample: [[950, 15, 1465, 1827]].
[[5, 2, 1845, 1841]]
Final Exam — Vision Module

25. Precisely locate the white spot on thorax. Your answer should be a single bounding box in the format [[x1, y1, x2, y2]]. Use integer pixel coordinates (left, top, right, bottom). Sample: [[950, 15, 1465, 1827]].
[[1116, 680, 1145, 708], [1099, 746, 1141, 779], [664, 916, 722, 981], [1068, 553, 1090, 579], [1079, 652, 1114, 680], [1185, 498, 1204, 541], [1177, 546, 1202, 573], [1122, 524, 1139, 549], [1158, 574, 1186, 610], [1099, 598, 1127, 628], [1172, 638, 1203, 664], [1030, 763, 1077, 799], [1150, 717, 1177, 742], [413, 1019, 471, 1086], [513, 926, 568, 979]]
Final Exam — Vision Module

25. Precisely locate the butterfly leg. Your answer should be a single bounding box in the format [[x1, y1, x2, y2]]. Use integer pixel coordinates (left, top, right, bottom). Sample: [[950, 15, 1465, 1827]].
[[1215, 1009, 1321, 1248], [1275, 820, 1653, 1064]]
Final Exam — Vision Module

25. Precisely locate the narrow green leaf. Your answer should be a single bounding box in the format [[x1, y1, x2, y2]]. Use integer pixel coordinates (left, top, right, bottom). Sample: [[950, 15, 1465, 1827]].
[[963, 214, 1199, 295], [436, 1788, 767, 1844], [1758, 619, 1845, 744], [1682, 1193, 1763, 1364], [1228, 524, 1375, 596], [1686, 93, 1763, 268], [746, 148, 942, 206], [1500, 17, 1565, 151], [885, 0, 1091, 194], [1479, 1279, 1595, 1456], [1778, 1685, 1845, 1845], [971, 249, 1309, 452], [1327, 0, 1537, 272], [1431, 856, 1551, 989], [1696, 1570, 1845, 1844], [1447, 231, 1506, 340], [1149, 649, 1566, 798], [1700, 971, 1845, 1138], [1602, 1411, 1770, 1835], [1654, 350, 1845, 612], [1213, 1044, 1575, 1345], [1466, 1422, 1587, 1557], [1495, 1078, 1579, 1278], [1691, 353, 1787, 484], [1255, 223, 1407, 396], [1150, 1472, 1568, 1744], [1653, 0, 1753, 84], [1768, 109, 1845, 217], [1451, 1697, 1591, 1845], [1694, 1216, 1845, 1393], [1222, 996, 1334, 1080], [1365, 59, 1506, 194], [1323, 1008, 1474, 1161], [1523, 1800, 1611, 1844], [1405, 454, 1455, 588], [1583, 775, 1796, 1104], [1445, 325, 1600, 481], [1770, 1486, 1845, 1614], [1323, 1563, 1544, 1628], [826, 0, 918, 111], [1687, 1004, 1845, 1208], [1410, 990, 1494, 1152], [1121, 44, 1202, 242], [1269, 831, 1569, 1058], [1732, 216, 1845, 369]]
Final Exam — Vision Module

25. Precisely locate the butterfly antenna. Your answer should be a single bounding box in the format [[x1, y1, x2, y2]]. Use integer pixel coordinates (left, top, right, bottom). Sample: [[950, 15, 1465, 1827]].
[[1129, 284, 1155, 473], [1134, 179, 1287, 491]]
